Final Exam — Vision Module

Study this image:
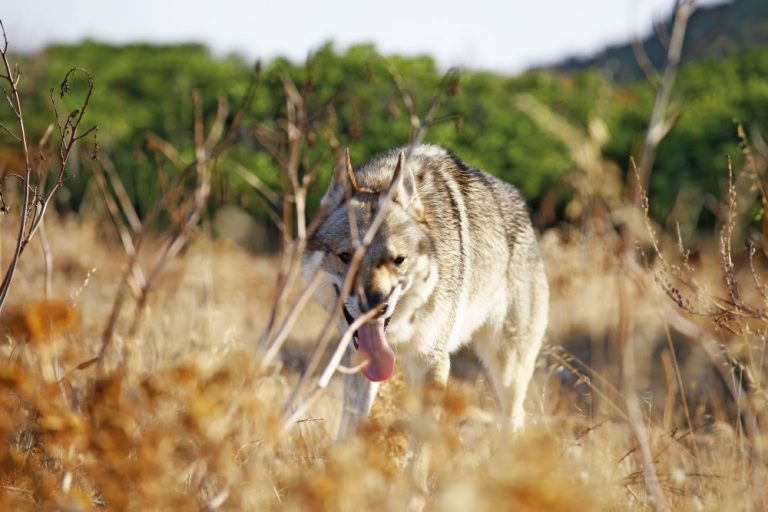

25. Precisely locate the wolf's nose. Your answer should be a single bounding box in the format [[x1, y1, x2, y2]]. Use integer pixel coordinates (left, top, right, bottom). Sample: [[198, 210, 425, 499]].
[[363, 301, 389, 316], [363, 289, 388, 313]]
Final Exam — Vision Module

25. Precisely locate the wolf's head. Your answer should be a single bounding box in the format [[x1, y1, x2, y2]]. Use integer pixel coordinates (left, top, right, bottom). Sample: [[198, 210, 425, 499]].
[[305, 149, 433, 382]]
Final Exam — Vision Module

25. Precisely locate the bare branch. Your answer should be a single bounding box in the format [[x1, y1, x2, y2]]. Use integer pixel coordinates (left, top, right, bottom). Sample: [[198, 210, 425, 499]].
[[19, 67, 97, 255], [0, 121, 19, 141], [0, 19, 8, 54], [633, 1, 695, 203], [630, 38, 660, 85], [0, 24, 34, 314], [234, 164, 280, 208], [384, 61, 460, 144], [38, 219, 53, 298], [413, 67, 460, 144], [100, 155, 142, 233], [91, 158, 146, 290], [719, 157, 740, 306], [281, 304, 383, 431], [384, 59, 419, 140], [747, 242, 768, 303], [261, 264, 325, 368], [204, 94, 229, 153], [97, 68, 256, 367], [280, 150, 406, 420], [618, 236, 670, 512]]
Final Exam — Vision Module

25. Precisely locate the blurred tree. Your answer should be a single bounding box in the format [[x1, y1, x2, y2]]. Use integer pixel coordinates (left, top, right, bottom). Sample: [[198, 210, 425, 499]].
[[1, 39, 766, 240]]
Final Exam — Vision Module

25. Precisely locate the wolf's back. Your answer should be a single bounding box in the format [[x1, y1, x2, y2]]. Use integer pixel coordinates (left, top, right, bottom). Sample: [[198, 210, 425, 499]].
[[356, 145, 547, 353], [357, 144, 543, 286]]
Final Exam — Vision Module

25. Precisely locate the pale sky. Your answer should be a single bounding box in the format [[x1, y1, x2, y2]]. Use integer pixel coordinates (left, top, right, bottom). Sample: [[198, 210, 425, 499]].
[[3, 0, 726, 74]]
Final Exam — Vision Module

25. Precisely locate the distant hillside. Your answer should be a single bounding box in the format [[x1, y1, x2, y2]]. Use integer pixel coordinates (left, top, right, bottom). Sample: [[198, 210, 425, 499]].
[[550, 0, 768, 82]]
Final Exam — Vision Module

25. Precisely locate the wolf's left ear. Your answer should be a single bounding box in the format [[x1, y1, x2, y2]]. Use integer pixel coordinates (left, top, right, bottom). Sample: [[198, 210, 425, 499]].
[[390, 151, 423, 216], [320, 148, 357, 210]]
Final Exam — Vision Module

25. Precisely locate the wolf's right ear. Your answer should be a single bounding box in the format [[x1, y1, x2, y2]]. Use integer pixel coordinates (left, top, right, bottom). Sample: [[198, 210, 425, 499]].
[[389, 151, 423, 217], [320, 148, 357, 210]]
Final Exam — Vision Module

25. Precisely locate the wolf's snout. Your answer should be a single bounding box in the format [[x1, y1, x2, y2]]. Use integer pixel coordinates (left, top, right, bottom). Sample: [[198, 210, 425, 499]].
[[362, 301, 389, 317], [363, 288, 388, 312]]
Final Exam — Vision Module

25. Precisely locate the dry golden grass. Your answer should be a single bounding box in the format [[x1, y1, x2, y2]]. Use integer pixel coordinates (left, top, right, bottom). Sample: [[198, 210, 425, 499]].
[[0, 300, 80, 345], [0, 215, 765, 511]]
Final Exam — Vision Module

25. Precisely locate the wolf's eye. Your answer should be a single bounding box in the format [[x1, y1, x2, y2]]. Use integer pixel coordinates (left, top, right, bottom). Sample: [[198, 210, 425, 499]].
[[393, 255, 406, 266], [337, 252, 352, 264]]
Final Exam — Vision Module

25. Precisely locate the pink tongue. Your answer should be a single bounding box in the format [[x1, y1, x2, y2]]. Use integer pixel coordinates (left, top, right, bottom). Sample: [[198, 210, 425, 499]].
[[356, 319, 396, 382]]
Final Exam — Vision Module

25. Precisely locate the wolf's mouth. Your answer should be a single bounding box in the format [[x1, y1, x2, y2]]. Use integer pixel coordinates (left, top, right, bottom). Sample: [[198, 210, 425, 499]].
[[334, 285, 396, 382], [342, 304, 391, 349]]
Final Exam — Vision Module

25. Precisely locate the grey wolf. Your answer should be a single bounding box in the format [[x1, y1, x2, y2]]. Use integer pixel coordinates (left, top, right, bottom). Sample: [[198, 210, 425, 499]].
[[304, 144, 548, 437]]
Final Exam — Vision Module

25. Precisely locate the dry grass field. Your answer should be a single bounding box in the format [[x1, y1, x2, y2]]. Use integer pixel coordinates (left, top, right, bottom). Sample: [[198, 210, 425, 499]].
[[3, 4, 768, 509], [1, 211, 766, 511]]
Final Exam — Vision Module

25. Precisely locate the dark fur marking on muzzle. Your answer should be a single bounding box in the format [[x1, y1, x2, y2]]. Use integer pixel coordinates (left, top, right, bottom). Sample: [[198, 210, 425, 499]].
[[333, 284, 390, 350]]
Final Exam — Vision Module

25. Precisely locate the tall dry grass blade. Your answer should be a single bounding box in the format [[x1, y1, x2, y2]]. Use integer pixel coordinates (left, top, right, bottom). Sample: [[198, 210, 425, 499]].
[[281, 305, 382, 431], [618, 240, 670, 511]]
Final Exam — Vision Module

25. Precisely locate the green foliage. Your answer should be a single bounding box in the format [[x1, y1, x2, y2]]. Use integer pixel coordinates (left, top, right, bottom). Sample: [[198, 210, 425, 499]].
[[2, 38, 767, 239], [606, 47, 768, 219]]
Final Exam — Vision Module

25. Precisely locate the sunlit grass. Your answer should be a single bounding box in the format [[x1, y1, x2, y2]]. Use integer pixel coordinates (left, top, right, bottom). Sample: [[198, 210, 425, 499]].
[[0, 215, 764, 510]]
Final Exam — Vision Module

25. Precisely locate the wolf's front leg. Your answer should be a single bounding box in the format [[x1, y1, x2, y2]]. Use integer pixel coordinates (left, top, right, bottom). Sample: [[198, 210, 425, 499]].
[[336, 344, 379, 439]]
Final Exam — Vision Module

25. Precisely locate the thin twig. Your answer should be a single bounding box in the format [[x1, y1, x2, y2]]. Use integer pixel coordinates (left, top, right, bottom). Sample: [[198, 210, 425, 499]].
[[618, 235, 670, 511], [0, 20, 33, 314], [280, 152, 406, 420], [281, 305, 382, 431], [634, 1, 695, 203], [97, 68, 258, 367], [38, 219, 53, 298]]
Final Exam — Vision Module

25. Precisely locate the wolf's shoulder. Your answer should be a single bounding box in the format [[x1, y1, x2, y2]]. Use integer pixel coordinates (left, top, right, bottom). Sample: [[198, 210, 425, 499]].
[[358, 144, 452, 170], [354, 144, 452, 190], [356, 144, 523, 205]]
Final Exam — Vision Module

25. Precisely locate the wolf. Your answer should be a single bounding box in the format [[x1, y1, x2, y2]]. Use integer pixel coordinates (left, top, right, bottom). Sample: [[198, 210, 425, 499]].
[[304, 144, 548, 437]]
